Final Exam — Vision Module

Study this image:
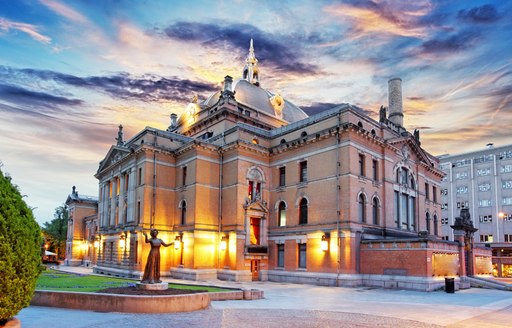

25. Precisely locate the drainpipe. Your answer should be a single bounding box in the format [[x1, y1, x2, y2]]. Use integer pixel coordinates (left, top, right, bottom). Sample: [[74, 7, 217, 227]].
[[151, 133, 157, 228], [336, 111, 342, 286], [217, 133, 225, 268]]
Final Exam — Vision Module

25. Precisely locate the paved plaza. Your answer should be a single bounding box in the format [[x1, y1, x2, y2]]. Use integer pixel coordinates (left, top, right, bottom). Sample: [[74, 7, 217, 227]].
[[17, 266, 512, 328]]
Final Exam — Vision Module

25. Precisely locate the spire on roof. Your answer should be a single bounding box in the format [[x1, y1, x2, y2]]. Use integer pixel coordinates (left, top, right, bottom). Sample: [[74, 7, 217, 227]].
[[242, 39, 260, 86]]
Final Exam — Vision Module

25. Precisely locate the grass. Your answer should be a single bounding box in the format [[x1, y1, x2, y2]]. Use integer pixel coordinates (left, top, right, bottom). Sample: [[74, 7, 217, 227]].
[[36, 269, 229, 293]]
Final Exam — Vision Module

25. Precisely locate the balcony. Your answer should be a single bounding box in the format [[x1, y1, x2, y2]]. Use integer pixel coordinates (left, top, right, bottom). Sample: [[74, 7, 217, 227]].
[[245, 245, 268, 255]]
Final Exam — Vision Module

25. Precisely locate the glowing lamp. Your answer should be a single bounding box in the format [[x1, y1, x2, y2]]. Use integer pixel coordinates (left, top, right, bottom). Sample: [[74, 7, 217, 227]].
[[93, 240, 99, 248], [220, 236, 228, 251], [174, 235, 182, 250], [498, 212, 505, 219], [119, 233, 125, 248], [321, 233, 330, 252]]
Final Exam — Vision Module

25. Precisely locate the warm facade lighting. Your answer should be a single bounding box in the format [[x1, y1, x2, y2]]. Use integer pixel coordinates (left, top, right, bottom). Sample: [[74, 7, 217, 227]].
[[321, 233, 330, 252], [93, 235, 101, 248], [499, 212, 505, 219], [119, 233, 126, 248]]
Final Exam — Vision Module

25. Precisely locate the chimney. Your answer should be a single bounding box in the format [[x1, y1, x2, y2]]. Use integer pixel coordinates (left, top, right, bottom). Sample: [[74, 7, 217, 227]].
[[486, 143, 494, 149], [170, 113, 177, 127], [388, 77, 403, 126]]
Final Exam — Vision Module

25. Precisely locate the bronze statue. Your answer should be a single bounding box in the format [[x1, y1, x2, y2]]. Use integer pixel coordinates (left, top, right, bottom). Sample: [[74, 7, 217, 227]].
[[141, 229, 173, 284]]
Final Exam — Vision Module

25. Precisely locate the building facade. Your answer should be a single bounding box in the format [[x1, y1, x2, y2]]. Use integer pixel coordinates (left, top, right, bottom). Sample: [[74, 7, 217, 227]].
[[65, 186, 98, 267], [439, 144, 512, 277], [91, 41, 490, 290]]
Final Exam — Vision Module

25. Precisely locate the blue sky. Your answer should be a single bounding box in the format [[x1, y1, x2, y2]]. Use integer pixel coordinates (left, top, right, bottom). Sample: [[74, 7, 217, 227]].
[[0, 0, 511, 224]]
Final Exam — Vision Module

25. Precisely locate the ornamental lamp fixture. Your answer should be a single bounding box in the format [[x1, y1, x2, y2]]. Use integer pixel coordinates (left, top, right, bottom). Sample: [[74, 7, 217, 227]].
[[174, 235, 182, 250], [220, 235, 228, 251], [321, 233, 330, 252]]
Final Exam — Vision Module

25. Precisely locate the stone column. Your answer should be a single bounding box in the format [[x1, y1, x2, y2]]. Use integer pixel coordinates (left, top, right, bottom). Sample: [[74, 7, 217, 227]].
[[453, 229, 466, 277]]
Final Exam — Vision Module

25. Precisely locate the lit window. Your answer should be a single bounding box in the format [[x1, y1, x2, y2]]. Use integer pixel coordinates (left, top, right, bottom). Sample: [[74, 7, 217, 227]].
[[278, 202, 286, 227]]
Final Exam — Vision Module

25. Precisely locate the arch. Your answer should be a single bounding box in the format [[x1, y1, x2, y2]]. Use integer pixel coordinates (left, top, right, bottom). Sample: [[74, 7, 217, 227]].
[[299, 198, 308, 225], [246, 166, 265, 182], [280, 139, 286, 144], [278, 201, 287, 227], [301, 131, 308, 138], [426, 211, 431, 234], [358, 193, 367, 223], [372, 196, 380, 225], [433, 213, 439, 236], [357, 121, 363, 129], [179, 200, 187, 225]]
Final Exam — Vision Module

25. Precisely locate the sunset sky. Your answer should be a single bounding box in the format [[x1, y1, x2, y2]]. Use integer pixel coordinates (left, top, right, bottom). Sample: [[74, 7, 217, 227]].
[[0, 0, 510, 224]]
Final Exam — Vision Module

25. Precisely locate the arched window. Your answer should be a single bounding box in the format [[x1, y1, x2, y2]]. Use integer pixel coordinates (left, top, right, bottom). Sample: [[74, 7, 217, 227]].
[[394, 166, 417, 231], [372, 197, 379, 225], [426, 212, 431, 233], [278, 201, 286, 227], [433, 214, 438, 236], [299, 198, 308, 225], [358, 194, 366, 223], [180, 200, 187, 225]]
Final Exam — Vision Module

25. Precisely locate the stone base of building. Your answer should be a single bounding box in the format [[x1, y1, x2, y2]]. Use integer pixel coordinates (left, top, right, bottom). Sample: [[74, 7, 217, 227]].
[[267, 270, 461, 292], [170, 267, 218, 281], [65, 259, 83, 267], [217, 269, 253, 282], [93, 265, 143, 279], [136, 282, 168, 290]]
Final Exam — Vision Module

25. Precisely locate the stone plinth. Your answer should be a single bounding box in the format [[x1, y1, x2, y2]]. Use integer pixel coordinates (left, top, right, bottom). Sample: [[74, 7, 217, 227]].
[[136, 282, 168, 290]]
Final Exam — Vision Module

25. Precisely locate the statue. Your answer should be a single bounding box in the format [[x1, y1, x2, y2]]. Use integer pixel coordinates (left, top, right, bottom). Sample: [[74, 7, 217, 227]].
[[379, 105, 387, 122], [141, 229, 173, 284]]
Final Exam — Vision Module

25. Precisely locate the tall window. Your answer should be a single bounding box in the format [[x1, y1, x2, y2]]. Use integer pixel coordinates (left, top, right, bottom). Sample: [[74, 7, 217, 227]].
[[248, 181, 261, 200], [279, 167, 286, 187], [433, 214, 438, 236], [372, 197, 379, 225], [425, 183, 430, 200], [298, 243, 307, 269], [182, 167, 187, 186], [372, 159, 378, 181], [358, 194, 366, 223], [137, 201, 141, 224], [426, 212, 431, 233], [299, 198, 308, 224], [433, 186, 437, 203], [299, 161, 307, 183], [250, 218, 261, 245], [395, 167, 416, 230], [138, 167, 142, 185], [359, 154, 366, 176], [278, 201, 286, 227], [277, 244, 285, 267], [181, 200, 187, 225]]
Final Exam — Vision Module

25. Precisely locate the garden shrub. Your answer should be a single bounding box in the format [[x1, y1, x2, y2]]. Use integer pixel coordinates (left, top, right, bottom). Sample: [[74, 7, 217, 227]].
[[0, 169, 41, 323]]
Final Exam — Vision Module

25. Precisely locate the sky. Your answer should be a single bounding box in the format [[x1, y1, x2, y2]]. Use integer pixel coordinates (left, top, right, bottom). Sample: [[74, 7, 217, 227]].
[[0, 0, 511, 225]]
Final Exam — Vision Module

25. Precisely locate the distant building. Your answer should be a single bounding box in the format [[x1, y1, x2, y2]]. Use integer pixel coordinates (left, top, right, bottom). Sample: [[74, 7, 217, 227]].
[[65, 186, 98, 267], [439, 143, 512, 277], [90, 40, 490, 290]]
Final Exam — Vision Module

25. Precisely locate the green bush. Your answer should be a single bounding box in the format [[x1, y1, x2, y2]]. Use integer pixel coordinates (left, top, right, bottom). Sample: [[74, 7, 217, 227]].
[[0, 170, 41, 323]]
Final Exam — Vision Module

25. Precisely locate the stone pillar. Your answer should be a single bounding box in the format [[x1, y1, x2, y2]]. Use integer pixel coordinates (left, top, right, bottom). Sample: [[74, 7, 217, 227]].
[[453, 229, 466, 277]]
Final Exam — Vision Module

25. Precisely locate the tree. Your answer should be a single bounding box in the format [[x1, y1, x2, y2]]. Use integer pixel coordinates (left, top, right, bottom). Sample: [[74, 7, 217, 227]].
[[0, 169, 41, 323], [41, 204, 68, 260]]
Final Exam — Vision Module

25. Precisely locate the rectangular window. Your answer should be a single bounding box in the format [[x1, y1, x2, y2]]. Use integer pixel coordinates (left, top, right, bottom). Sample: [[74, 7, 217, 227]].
[[477, 168, 491, 176], [138, 167, 142, 185], [479, 199, 492, 207], [503, 197, 512, 205], [478, 183, 491, 192], [115, 177, 120, 196], [299, 161, 307, 183], [455, 171, 468, 180], [479, 235, 494, 243], [279, 167, 286, 187], [433, 186, 437, 203], [503, 180, 512, 189], [277, 244, 285, 267], [359, 154, 365, 177], [137, 201, 141, 223], [502, 165, 512, 173], [298, 243, 307, 269], [124, 172, 129, 192], [425, 183, 430, 200], [505, 234, 512, 243], [182, 167, 187, 186], [456, 186, 468, 194], [372, 159, 378, 181]]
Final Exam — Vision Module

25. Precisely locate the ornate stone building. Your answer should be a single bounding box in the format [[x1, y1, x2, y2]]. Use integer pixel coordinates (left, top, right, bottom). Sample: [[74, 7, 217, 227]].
[[91, 41, 490, 290]]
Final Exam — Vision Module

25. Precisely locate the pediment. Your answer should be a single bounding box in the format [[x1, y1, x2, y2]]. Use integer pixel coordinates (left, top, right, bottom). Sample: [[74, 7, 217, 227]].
[[243, 199, 269, 213], [98, 146, 131, 172], [388, 137, 434, 167]]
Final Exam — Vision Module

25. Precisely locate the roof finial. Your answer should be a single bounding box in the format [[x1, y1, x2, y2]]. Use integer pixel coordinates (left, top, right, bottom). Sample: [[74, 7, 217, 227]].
[[243, 39, 260, 86], [115, 124, 124, 146]]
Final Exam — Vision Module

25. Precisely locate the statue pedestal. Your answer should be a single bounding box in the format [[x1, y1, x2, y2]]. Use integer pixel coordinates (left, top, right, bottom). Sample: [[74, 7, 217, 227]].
[[136, 282, 168, 290]]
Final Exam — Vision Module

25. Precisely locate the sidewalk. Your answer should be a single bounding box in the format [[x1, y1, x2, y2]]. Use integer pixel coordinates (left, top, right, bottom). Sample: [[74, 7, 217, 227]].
[[18, 265, 512, 327]]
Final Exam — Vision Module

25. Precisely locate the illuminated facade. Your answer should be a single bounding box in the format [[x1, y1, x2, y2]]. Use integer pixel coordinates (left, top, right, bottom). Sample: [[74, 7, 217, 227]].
[[65, 186, 98, 266], [92, 41, 490, 289]]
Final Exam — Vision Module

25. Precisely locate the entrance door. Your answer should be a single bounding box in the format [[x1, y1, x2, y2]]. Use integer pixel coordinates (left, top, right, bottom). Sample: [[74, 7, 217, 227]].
[[251, 260, 260, 281]]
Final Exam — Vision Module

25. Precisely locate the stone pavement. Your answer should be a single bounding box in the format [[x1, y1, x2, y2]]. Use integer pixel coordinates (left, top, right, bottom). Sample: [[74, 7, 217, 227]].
[[17, 265, 512, 327]]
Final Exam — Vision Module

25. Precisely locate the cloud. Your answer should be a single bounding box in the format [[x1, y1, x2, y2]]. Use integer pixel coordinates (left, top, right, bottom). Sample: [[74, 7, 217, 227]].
[[419, 30, 479, 54], [162, 22, 319, 75], [324, 0, 432, 39], [0, 83, 83, 110], [5, 67, 218, 104], [458, 4, 500, 24], [0, 17, 51, 44], [39, 0, 89, 24]]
